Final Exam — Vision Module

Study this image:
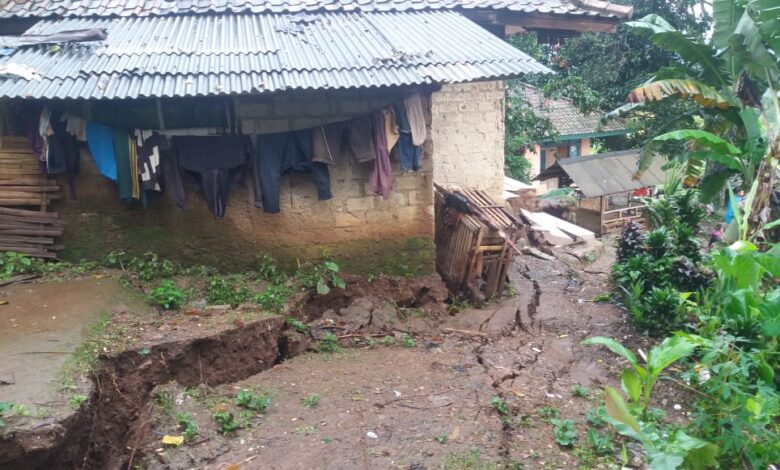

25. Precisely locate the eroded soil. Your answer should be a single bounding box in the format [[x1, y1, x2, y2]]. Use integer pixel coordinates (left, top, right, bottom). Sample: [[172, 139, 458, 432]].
[[1, 249, 692, 469], [131, 252, 690, 469]]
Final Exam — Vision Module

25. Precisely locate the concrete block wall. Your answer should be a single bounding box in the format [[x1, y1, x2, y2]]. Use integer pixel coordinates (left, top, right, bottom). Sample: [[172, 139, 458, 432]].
[[53, 82, 507, 273], [430, 81, 506, 198]]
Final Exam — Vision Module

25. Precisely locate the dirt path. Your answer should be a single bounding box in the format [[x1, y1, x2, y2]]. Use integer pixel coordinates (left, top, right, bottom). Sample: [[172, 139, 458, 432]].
[[136, 252, 642, 469]]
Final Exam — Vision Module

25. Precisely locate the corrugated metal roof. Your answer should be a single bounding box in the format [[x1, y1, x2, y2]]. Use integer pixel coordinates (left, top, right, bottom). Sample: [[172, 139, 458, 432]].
[[519, 84, 626, 138], [0, 11, 551, 99], [0, 0, 632, 19], [534, 149, 666, 198]]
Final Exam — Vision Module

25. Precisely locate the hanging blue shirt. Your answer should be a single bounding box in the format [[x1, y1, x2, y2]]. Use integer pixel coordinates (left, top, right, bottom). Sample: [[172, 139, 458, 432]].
[[86, 122, 117, 181]]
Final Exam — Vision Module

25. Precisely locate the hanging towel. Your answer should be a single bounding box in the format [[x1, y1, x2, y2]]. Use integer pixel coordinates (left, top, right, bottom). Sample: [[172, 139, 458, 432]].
[[383, 107, 399, 152], [404, 94, 426, 146], [63, 114, 87, 141], [112, 129, 135, 202], [86, 122, 117, 181], [135, 130, 162, 191]]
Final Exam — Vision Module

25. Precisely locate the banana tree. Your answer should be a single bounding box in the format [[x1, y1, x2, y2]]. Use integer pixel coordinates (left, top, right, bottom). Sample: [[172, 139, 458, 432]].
[[615, 1, 780, 240]]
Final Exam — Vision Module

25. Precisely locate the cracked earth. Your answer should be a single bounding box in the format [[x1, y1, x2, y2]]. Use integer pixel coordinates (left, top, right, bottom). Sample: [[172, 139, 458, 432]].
[[135, 250, 647, 470]]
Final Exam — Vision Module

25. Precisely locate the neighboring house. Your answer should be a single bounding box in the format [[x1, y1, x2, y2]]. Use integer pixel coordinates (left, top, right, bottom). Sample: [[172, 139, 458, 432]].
[[0, 0, 631, 271], [519, 84, 629, 194]]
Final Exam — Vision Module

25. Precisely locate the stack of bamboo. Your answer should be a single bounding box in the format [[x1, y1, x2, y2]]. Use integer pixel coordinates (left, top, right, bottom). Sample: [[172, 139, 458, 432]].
[[0, 136, 63, 258]]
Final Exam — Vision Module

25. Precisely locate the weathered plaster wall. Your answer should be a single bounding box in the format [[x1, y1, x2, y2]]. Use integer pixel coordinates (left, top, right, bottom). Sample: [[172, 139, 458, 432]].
[[430, 81, 506, 198]]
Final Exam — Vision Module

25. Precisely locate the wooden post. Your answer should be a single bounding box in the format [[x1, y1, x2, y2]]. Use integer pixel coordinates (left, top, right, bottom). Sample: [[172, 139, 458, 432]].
[[155, 98, 166, 130], [599, 195, 607, 235]]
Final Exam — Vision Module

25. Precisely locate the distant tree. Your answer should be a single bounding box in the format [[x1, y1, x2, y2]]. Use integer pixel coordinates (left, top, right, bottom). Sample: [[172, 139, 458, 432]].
[[506, 0, 710, 150]]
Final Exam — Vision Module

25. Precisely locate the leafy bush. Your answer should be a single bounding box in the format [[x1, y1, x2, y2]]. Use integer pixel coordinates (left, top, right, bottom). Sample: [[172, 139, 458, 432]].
[[551, 418, 577, 446], [235, 390, 271, 413], [175, 412, 198, 441], [633, 287, 686, 337], [0, 252, 48, 279], [617, 220, 644, 262], [212, 411, 241, 434], [644, 226, 674, 259], [206, 275, 251, 306], [254, 283, 292, 313], [297, 257, 345, 295], [149, 280, 185, 310], [318, 332, 340, 352]]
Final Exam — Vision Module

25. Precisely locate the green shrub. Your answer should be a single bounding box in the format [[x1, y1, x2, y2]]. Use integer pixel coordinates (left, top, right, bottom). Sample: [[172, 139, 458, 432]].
[[207, 275, 251, 306], [551, 418, 577, 446], [254, 283, 292, 313], [149, 280, 185, 310], [616, 220, 644, 262], [318, 332, 340, 352], [633, 287, 686, 337], [0, 252, 47, 279], [235, 390, 271, 413]]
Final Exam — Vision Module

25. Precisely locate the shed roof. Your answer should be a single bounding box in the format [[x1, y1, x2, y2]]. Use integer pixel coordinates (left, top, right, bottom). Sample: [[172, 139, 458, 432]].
[[0, 0, 633, 19], [519, 84, 626, 139], [0, 10, 551, 100], [533, 149, 666, 198]]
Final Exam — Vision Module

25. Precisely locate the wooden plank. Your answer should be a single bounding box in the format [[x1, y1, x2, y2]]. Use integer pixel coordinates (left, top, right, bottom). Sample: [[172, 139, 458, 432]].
[[0, 186, 60, 192], [0, 206, 60, 218], [0, 168, 43, 175], [0, 228, 63, 236], [0, 198, 45, 206], [0, 177, 53, 186], [0, 235, 54, 245]]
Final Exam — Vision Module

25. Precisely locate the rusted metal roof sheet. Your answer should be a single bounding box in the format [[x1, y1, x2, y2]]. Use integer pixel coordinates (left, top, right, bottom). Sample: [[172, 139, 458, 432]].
[[0, 0, 633, 19], [0, 11, 552, 99], [534, 149, 666, 198]]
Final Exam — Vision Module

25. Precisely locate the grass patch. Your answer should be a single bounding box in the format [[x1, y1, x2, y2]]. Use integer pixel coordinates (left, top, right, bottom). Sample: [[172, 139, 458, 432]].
[[444, 448, 502, 470], [58, 312, 115, 392]]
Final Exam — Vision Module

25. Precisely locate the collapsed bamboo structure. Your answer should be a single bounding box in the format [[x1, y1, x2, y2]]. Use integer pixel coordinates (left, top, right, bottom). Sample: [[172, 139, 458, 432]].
[[434, 183, 521, 305]]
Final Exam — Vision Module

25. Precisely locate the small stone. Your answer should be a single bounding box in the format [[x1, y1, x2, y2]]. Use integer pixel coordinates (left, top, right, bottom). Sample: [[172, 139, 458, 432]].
[[366, 431, 378, 439], [673, 404, 682, 411]]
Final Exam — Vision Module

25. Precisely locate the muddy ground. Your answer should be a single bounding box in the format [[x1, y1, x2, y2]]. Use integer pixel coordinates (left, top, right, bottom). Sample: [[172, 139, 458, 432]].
[[0, 247, 692, 469]]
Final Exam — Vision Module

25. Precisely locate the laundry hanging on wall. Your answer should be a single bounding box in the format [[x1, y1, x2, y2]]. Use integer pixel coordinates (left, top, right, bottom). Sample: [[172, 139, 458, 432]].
[[254, 129, 332, 214], [28, 92, 427, 215], [171, 135, 252, 218]]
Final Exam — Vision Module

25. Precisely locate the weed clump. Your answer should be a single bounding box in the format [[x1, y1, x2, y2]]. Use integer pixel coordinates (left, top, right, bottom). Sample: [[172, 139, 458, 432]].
[[149, 279, 185, 310]]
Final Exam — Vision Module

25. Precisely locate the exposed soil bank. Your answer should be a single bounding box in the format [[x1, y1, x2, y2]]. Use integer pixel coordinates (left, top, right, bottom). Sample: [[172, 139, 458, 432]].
[[1, 316, 292, 469], [0, 274, 448, 470]]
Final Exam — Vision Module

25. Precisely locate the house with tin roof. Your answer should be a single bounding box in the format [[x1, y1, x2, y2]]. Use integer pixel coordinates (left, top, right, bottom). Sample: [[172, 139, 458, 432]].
[[0, 0, 631, 271], [518, 84, 629, 194]]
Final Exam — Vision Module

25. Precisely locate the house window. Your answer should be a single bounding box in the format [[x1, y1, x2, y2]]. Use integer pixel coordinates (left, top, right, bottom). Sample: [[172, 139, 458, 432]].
[[540, 149, 546, 170]]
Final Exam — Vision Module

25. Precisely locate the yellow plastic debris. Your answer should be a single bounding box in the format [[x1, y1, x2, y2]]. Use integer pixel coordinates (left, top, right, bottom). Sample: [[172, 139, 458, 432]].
[[162, 435, 184, 447]]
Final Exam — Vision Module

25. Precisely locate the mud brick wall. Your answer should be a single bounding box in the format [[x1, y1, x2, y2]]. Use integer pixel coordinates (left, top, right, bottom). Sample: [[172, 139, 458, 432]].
[[52, 82, 507, 273], [430, 81, 506, 198]]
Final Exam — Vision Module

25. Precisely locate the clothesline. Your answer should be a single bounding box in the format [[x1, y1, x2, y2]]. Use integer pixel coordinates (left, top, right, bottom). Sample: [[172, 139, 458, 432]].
[[30, 93, 427, 218]]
